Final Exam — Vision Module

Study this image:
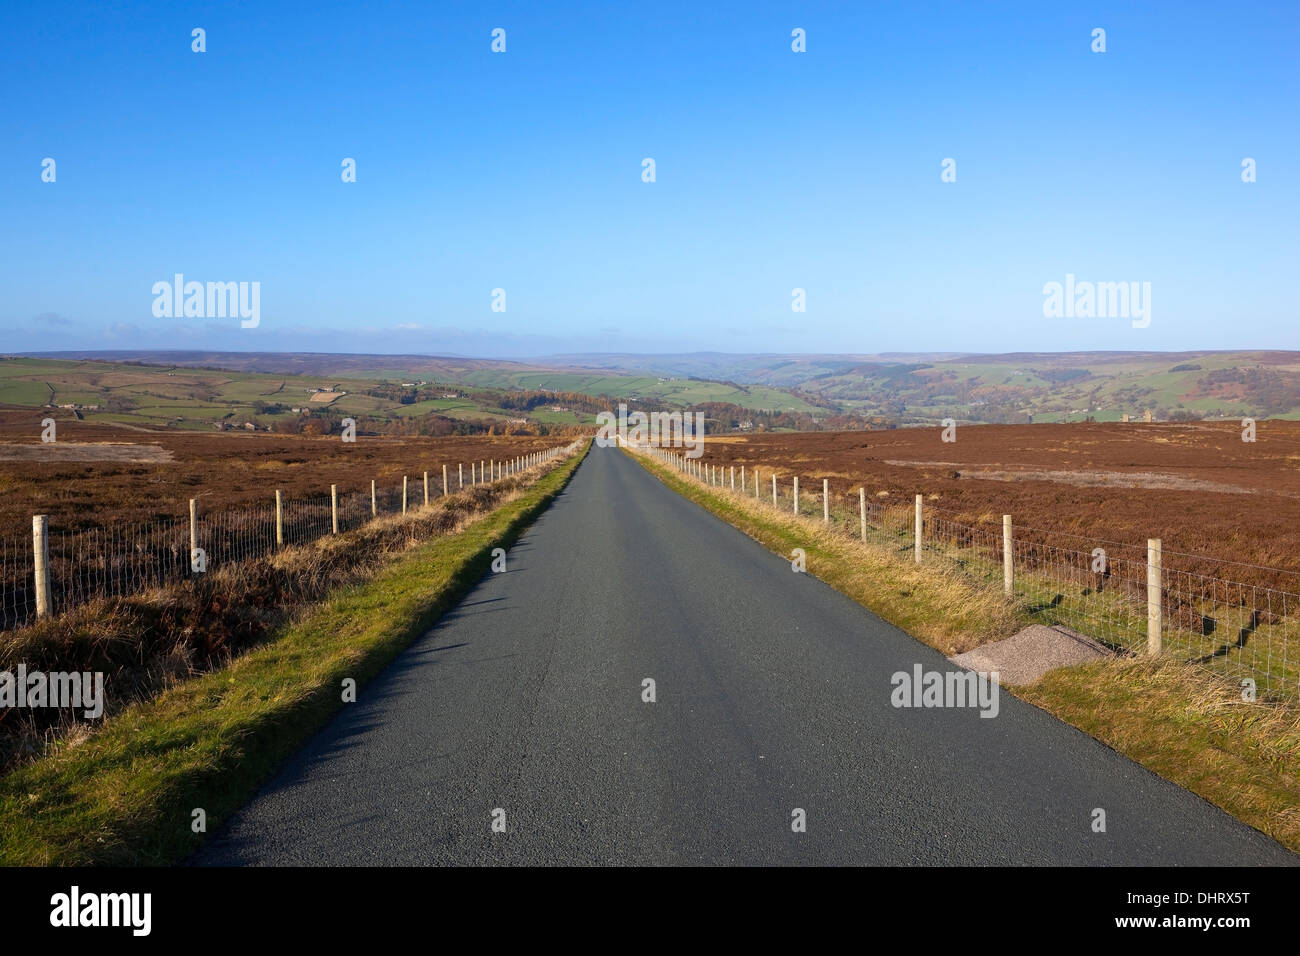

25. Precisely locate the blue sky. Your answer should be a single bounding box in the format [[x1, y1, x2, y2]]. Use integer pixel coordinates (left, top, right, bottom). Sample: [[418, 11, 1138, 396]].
[[1, 0, 1296, 358]]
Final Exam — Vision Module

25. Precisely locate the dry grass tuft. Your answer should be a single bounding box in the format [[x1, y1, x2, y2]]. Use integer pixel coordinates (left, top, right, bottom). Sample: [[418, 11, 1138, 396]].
[[0, 463, 561, 771], [1019, 657, 1300, 852]]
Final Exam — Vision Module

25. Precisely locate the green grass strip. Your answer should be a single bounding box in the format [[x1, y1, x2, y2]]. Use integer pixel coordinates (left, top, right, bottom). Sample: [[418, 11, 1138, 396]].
[[0, 445, 587, 866]]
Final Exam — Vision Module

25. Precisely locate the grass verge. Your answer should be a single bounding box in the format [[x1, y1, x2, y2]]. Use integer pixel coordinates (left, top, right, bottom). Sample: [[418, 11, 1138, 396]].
[[0, 443, 587, 865], [629, 448, 1300, 856]]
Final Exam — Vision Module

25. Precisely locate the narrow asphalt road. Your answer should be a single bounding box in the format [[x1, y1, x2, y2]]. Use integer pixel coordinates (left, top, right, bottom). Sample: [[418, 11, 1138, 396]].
[[198, 447, 1295, 865]]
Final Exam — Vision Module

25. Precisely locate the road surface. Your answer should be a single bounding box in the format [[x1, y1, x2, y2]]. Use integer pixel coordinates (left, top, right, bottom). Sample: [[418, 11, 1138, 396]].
[[197, 446, 1295, 865]]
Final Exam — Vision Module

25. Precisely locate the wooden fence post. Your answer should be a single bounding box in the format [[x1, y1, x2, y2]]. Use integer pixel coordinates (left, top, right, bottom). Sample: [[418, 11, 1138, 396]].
[[331, 485, 338, 534], [914, 494, 923, 563], [371, 479, 377, 516], [823, 479, 829, 523], [1003, 515, 1013, 596], [443, 464, 449, 496], [793, 476, 799, 515], [32, 515, 50, 618], [772, 474, 777, 507], [423, 471, 429, 507], [402, 476, 408, 515], [275, 490, 284, 548], [1147, 538, 1163, 656], [730, 466, 735, 490], [987, 515, 1008, 598], [458, 463, 463, 489], [190, 498, 198, 560], [860, 488, 867, 542]]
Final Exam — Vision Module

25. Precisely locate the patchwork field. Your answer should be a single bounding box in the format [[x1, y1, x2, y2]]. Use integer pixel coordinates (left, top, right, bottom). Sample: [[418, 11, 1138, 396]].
[[548, 349, 1300, 425], [0, 356, 597, 432], [10, 353, 825, 420]]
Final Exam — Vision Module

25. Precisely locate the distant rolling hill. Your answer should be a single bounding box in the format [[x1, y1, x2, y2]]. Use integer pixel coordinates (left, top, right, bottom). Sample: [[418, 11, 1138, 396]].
[[0, 355, 598, 433], [538, 350, 1300, 423], [17, 349, 1300, 425], [16, 351, 827, 415]]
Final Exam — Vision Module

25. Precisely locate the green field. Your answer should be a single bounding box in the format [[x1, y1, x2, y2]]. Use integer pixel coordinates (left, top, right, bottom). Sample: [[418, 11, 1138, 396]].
[[0, 357, 525, 430], [15, 348, 1284, 429], [445, 368, 822, 413], [0, 355, 767, 431], [803, 351, 1299, 424], [536, 349, 1300, 424]]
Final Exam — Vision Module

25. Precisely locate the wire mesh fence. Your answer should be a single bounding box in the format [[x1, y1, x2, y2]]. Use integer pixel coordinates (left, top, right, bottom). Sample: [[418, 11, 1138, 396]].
[[646, 444, 1300, 703], [0, 443, 579, 632]]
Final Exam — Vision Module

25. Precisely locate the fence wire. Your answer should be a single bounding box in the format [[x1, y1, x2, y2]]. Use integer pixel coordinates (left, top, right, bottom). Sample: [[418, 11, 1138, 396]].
[[0, 443, 579, 631], [648, 445, 1300, 703]]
